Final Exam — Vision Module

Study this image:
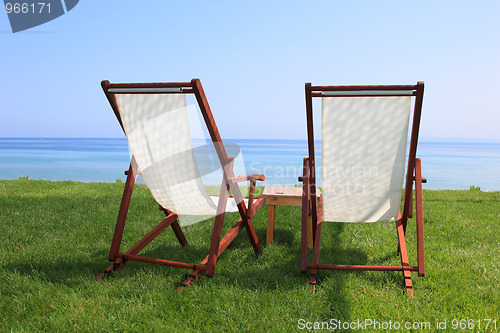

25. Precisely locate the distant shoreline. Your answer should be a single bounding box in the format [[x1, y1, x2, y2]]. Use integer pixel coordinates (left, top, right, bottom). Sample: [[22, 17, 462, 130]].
[[1, 136, 500, 143], [1, 138, 499, 191]]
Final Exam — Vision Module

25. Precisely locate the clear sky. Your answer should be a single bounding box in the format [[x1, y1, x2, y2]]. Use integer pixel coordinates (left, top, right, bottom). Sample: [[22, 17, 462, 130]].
[[1, 1, 499, 140]]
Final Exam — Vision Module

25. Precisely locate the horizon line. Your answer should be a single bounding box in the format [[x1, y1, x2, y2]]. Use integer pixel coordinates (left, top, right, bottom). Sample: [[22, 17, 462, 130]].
[[1, 136, 500, 143]]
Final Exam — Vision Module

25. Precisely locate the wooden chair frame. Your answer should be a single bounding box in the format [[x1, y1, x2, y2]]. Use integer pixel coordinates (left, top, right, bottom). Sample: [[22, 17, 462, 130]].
[[97, 79, 265, 291], [300, 82, 426, 296]]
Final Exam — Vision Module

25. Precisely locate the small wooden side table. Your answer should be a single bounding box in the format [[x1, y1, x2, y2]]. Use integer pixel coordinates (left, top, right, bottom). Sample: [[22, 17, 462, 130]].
[[262, 185, 321, 245]]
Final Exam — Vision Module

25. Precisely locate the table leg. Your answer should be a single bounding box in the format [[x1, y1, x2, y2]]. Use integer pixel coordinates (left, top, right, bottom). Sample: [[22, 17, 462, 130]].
[[266, 204, 276, 245]]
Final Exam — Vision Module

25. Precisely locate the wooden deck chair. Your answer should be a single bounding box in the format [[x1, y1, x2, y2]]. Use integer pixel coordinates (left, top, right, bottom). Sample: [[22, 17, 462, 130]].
[[300, 82, 426, 296], [97, 79, 265, 290]]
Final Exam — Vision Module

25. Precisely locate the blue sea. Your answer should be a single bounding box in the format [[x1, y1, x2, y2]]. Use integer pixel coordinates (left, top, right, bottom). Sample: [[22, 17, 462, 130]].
[[0, 138, 499, 191]]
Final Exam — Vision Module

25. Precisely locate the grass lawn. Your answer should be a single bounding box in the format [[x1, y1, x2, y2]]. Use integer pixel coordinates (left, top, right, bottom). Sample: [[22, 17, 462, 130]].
[[0, 179, 499, 332]]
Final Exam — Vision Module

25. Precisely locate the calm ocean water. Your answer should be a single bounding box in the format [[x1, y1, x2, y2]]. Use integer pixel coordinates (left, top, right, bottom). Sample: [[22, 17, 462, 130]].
[[0, 138, 499, 191]]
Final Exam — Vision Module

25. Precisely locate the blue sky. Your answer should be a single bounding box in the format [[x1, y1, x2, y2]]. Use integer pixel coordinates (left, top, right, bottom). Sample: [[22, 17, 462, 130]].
[[1, 1, 499, 140]]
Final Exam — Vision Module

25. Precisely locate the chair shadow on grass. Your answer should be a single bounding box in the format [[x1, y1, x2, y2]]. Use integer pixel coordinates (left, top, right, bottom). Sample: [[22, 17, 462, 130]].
[[204, 219, 361, 320], [319, 222, 415, 294], [106, 213, 365, 319], [4, 256, 110, 287], [4, 202, 391, 320], [3, 229, 218, 288]]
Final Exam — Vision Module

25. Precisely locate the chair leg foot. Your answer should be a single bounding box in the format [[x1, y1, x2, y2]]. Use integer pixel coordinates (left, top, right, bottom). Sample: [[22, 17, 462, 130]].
[[96, 258, 127, 281], [178, 272, 201, 292], [309, 273, 319, 292]]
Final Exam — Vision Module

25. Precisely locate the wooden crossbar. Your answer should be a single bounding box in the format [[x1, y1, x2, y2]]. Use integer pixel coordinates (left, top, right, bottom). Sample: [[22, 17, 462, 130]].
[[108, 87, 184, 93], [178, 219, 245, 291], [118, 254, 208, 271], [306, 264, 418, 272]]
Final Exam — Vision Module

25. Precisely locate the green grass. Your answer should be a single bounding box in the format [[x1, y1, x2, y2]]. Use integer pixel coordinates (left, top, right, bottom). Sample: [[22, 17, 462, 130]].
[[0, 179, 499, 332]]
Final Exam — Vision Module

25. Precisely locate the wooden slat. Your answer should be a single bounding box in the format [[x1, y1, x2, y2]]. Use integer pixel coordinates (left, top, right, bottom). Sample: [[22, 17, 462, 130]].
[[307, 264, 418, 271], [119, 254, 207, 271], [125, 213, 178, 256], [97, 212, 178, 281], [402, 82, 425, 232], [108, 158, 138, 261], [311, 84, 417, 92], [300, 158, 310, 273], [251, 196, 266, 216], [160, 207, 187, 246], [309, 197, 324, 287], [305, 83, 319, 235], [108, 87, 183, 93], [307, 215, 314, 247], [206, 180, 229, 277], [396, 215, 414, 296], [415, 158, 425, 277], [242, 216, 262, 255], [229, 174, 265, 183], [170, 220, 188, 246], [107, 82, 192, 88], [178, 219, 245, 291], [318, 91, 415, 97]]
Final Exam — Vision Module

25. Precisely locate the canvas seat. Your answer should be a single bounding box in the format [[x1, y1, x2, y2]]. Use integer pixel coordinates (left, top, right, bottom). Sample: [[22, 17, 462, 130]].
[[97, 79, 265, 290], [300, 82, 426, 296]]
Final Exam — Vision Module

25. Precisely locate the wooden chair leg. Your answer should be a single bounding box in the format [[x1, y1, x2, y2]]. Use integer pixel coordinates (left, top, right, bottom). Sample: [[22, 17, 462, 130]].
[[160, 207, 188, 246], [242, 218, 262, 255], [309, 219, 323, 291], [300, 166, 310, 273], [409, 187, 413, 219], [109, 160, 137, 261], [171, 221, 188, 246], [396, 216, 414, 296], [98, 212, 178, 281], [308, 196, 324, 290], [415, 158, 425, 277], [243, 180, 262, 255], [206, 181, 229, 277], [179, 218, 246, 291]]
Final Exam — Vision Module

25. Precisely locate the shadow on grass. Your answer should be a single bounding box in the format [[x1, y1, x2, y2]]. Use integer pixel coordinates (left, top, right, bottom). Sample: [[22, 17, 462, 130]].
[[2, 179, 375, 321], [308, 222, 356, 319], [4, 256, 110, 287], [320, 221, 423, 296]]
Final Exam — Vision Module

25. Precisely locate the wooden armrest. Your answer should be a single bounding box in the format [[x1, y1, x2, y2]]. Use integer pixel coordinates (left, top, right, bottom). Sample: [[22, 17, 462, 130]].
[[125, 170, 141, 175], [298, 157, 310, 183], [412, 175, 427, 183], [228, 174, 265, 183]]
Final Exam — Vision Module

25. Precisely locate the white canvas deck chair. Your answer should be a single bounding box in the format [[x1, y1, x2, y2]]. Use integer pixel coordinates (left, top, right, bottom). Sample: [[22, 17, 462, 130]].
[[97, 79, 265, 290], [300, 82, 426, 296]]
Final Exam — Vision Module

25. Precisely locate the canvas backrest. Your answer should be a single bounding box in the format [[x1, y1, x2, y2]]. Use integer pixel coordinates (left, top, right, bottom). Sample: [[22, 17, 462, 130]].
[[321, 94, 411, 222], [112, 90, 219, 216]]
